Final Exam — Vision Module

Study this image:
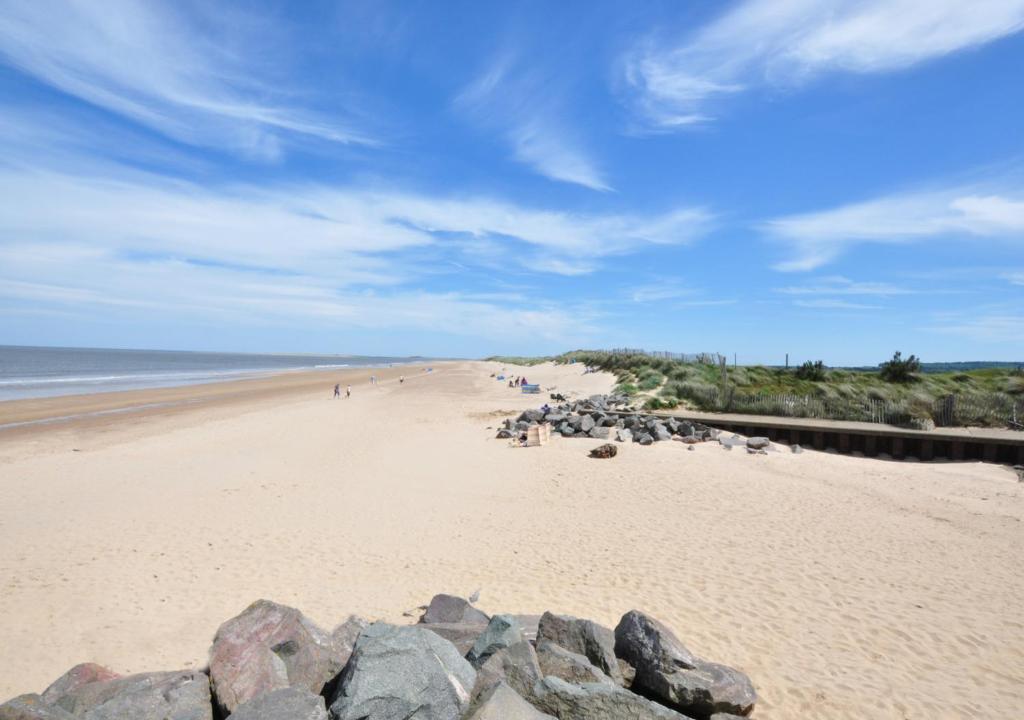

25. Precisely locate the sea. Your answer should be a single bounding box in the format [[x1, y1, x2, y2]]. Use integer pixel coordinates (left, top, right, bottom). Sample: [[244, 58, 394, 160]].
[[0, 345, 424, 401]]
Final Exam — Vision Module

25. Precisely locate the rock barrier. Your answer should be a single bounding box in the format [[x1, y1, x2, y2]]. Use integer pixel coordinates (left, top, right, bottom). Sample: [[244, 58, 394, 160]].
[[1, 595, 757, 720], [498, 394, 720, 446]]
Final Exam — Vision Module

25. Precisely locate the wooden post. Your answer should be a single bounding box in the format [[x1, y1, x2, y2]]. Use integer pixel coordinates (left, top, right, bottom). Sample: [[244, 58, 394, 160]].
[[813, 432, 825, 450], [921, 440, 934, 461], [839, 433, 850, 453], [892, 437, 904, 459], [983, 443, 997, 463], [951, 440, 964, 461], [865, 436, 877, 457]]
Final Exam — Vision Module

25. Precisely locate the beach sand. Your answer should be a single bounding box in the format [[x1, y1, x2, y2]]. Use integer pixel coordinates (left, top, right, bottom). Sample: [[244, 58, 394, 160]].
[[1, 361, 1022, 718]]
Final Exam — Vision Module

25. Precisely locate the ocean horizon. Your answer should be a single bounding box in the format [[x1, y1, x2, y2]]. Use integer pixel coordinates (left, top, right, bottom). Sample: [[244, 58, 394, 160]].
[[0, 345, 429, 401]]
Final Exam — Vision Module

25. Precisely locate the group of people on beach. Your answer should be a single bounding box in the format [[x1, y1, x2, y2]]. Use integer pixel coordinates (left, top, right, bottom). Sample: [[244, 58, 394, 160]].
[[507, 375, 528, 388], [333, 373, 404, 398]]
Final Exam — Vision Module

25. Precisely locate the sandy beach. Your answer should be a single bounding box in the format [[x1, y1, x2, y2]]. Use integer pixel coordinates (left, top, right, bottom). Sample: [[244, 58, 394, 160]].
[[1, 360, 1022, 718]]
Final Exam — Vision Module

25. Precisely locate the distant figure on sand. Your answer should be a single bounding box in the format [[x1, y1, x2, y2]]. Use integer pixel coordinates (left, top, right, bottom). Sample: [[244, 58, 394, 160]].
[[346, 385, 351, 398], [333, 383, 340, 398], [370, 375, 376, 385], [399, 375, 405, 384]]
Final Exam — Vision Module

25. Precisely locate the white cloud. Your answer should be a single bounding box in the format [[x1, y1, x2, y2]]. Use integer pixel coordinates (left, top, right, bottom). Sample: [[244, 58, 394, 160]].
[[1004, 271, 1024, 286], [0, 160, 712, 341], [794, 299, 882, 310], [0, 0, 375, 158], [762, 187, 1024, 271], [929, 314, 1024, 341], [455, 55, 611, 191], [623, 0, 1024, 128], [776, 277, 913, 296]]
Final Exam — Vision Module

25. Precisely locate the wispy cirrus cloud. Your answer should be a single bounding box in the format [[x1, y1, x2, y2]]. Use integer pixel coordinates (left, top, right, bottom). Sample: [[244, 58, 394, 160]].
[[622, 0, 1024, 128], [761, 186, 1024, 271], [775, 277, 914, 296], [455, 54, 611, 191], [794, 299, 882, 310], [0, 0, 377, 159], [1003, 271, 1024, 286]]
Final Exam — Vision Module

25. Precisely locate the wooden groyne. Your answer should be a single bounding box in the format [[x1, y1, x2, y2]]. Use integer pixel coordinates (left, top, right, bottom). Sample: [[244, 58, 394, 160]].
[[635, 410, 1024, 466]]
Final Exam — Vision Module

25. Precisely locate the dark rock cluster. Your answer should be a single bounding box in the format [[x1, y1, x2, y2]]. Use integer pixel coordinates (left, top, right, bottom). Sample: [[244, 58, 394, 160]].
[[1, 595, 757, 720], [497, 394, 720, 446]]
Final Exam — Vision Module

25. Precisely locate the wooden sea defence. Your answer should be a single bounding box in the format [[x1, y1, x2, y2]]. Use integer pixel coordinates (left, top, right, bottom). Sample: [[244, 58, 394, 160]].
[[635, 410, 1024, 466]]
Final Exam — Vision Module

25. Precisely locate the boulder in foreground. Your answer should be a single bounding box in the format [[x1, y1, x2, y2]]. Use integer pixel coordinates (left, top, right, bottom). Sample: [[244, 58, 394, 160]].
[[27, 668, 211, 720], [532, 676, 694, 720], [466, 682, 553, 720], [209, 599, 355, 714], [615, 610, 756, 717], [230, 687, 327, 720], [330, 623, 476, 720], [419, 593, 490, 626], [537, 612, 623, 685]]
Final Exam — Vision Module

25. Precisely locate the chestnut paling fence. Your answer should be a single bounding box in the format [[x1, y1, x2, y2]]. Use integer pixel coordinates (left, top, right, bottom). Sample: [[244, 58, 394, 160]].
[[681, 387, 1023, 429]]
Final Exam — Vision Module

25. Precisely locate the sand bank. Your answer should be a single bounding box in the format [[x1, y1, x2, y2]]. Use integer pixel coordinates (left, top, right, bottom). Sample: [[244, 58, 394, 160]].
[[1, 361, 1022, 718]]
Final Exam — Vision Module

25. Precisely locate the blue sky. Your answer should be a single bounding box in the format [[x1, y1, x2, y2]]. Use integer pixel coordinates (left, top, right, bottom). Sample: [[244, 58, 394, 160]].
[[0, 0, 1022, 364]]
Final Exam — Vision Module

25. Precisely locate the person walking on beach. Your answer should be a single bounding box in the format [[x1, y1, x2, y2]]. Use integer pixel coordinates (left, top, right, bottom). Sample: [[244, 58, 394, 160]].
[[333, 383, 340, 398], [399, 375, 405, 384], [346, 384, 352, 399]]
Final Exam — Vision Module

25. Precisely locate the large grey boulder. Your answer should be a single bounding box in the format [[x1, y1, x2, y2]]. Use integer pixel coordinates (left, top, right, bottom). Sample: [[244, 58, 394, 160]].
[[0, 696, 74, 720], [536, 613, 621, 684], [614, 611, 756, 718], [536, 641, 614, 686], [39, 670, 211, 720], [745, 437, 770, 450], [231, 688, 327, 720], [39, 665, 121, 706], [531, 677, 693, 720], [637, 433, 654, 446], [209, 600, 352, 715], [587, 426, 610, 439], [329, 624, 476, 720], [615, 428, 633, 443], [578, 415, 596, 434], [653, 425, 672, 442], [467, 615, 524, 668], [466, 683, 554, 720], [420, 594, 490, 626]]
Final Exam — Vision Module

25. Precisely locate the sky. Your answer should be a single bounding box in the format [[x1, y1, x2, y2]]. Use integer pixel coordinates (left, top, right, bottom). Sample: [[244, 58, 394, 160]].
[[0, 0, 1022, 364]]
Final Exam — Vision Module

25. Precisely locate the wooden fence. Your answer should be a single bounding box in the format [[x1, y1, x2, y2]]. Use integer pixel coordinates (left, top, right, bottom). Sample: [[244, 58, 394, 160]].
[[685, 387, 1023, 429]]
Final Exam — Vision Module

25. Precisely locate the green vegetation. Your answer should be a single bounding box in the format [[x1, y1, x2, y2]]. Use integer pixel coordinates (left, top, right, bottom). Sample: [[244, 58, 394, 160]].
[[879, 351, 921, 383], [794, 360, 826, 381], [554, 350, 1023, 428]]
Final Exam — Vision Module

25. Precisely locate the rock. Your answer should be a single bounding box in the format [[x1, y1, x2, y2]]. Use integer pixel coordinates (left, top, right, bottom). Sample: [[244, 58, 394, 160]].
[[578, 415, 596, 433], [687, 445, 695, 452], [536, 641, 615, 686], [665, 419, 680, 434], [40, 670, 212, 720], [679, 423, 695, 437], [745, 437, 770, 450], [0, 696, 74, 720], [209, 599, 349, 715], [676, 435, 701, 444], [637, 433, 654, 446], [472, 640, 542, 703], [588, 426, 610, 439], [519, 409, 546, 423], [614, 610, 756, 718], [466, 682, 554, 720], [615, 428, 633, 443], [546, 413, 567, 424], [589, 443, 617, 459], [330, 624, 476, 720], [536, 612, 621, 684], [420, 622, 488, 655], [601, 417, 619, 427], [231, 688, 327, 720], [420, 593, 490, 626], [709, 714, 748, 720], [40, 665, 121, 706], [653, 425, 672, 442], [496, 429, 513, 439], [467, 615, 524, 668], [531, 677, 692, 720], [791, 444, 804, 454]]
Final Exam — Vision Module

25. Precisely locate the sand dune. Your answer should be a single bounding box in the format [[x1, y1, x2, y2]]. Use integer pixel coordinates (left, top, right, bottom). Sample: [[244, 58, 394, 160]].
[[1, 361, 1022, 718]]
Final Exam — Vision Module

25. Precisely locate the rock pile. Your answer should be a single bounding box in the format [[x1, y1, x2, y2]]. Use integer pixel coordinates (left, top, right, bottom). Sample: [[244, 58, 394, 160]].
[[498, 394, 720, 446], [1, 595, 757, 720]]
